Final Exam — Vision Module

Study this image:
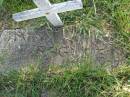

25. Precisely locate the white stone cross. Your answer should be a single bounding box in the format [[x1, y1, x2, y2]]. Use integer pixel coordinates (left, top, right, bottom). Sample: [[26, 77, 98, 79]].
[[13, 0, 83, 27]]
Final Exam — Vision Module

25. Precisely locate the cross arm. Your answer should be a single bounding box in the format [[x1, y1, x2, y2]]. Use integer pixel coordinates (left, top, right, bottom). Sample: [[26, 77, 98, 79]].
[[33, 0, 51, 9], [51, 0, 83, 13], [46, 13, 63, 26], [12, 8, 47, 22]]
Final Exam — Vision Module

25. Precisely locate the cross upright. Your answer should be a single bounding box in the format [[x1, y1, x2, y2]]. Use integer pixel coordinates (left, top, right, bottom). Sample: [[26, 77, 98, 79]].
[[13, 0, 83, 27]]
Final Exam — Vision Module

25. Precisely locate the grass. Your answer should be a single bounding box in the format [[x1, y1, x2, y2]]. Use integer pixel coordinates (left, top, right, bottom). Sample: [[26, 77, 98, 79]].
[[0, 0, 129, 41], [0, 0, 128, 30], [0, 60, 130, 97], [0, 0, 130, 97]]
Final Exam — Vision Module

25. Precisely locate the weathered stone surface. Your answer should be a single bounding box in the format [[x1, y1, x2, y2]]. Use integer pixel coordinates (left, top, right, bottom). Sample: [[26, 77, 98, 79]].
[[0, 28, 55, 71], [0, 26, 125, 72]]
